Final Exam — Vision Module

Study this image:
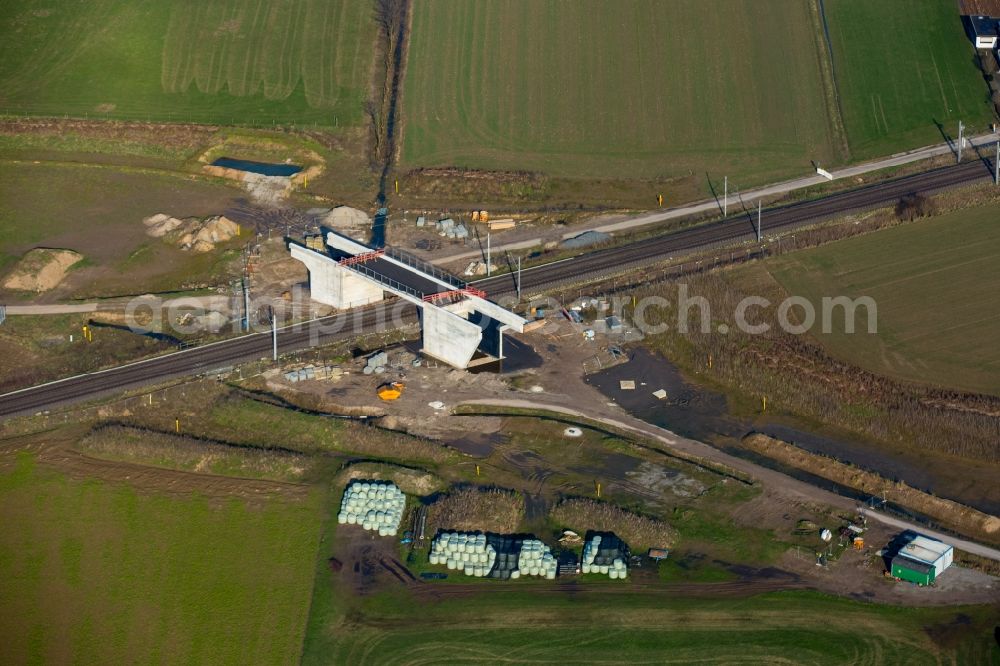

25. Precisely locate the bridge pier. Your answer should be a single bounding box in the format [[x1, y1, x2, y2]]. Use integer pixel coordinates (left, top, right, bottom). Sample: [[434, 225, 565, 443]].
[[420, 304, 488, 368]]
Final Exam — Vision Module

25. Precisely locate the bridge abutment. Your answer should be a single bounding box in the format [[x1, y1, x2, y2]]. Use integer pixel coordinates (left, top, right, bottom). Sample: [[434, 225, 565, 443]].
[[289, 244, 384, 309]]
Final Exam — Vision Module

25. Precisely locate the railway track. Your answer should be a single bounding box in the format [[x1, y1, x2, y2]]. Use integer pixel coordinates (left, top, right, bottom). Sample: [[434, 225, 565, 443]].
[[1, 160, 993, 418]]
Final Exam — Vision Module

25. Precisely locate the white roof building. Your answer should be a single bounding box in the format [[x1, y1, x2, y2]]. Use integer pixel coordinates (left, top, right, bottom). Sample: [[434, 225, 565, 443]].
[[897, 534, 954, 573]]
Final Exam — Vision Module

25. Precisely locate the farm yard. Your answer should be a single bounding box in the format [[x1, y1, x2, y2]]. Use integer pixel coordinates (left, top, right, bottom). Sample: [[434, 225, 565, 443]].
[[824, 0, 994, 159], [767, 201, 1000, 396], [401, 0, 843, 184], [0, 0, 374, 126]]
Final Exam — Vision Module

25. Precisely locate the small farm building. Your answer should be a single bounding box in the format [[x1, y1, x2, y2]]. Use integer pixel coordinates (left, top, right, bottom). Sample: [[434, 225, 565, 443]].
[[969, 15, 1000, 48], [890, 534, 953, 586]]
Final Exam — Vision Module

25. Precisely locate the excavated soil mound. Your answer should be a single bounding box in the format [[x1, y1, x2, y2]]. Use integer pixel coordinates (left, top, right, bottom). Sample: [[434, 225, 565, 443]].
[[2, 248, 83, 292], [143, 213, 239, 252]]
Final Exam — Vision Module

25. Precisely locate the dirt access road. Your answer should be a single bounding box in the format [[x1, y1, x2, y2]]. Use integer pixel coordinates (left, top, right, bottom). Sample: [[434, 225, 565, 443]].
[[459, 399, 1000, 563]]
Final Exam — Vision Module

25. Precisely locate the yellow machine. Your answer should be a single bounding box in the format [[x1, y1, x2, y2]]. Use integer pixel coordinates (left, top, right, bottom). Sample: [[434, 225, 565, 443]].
[[377, 382, 405, 401]]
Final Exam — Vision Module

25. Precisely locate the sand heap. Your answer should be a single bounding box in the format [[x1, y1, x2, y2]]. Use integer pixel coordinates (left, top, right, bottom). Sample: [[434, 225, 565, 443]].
[[143, 214, 239, 252], [2, 248, 83, 292], [309, 206, 371, 230]]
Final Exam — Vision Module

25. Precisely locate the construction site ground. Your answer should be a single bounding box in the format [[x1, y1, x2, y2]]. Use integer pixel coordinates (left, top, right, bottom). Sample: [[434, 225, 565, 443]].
[[257, 317, 1000, 606]]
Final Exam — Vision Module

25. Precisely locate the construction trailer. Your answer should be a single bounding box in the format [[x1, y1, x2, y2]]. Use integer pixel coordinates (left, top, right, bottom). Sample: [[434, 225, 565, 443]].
[[890, 534, 954, 586], [891, 555, 936, 586]]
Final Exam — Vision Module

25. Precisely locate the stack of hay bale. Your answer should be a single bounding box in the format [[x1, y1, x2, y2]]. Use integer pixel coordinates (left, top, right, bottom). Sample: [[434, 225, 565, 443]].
[[429, 532, 497, 577], [582, 533, 629, 579], [487, 536, 522, 580], [514, 539, 557, 579], [337, 481, 405, 536]]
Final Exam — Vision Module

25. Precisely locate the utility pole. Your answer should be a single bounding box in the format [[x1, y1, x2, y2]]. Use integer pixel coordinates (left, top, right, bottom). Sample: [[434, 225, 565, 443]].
[[995, 140, 999, 186], [270, 307, 277, 361], [957, 121, 964, 163], [486, 232, 492, 277], [516, 255, 522, 300], [242, 275, 250, 332], [756, 201, 762, 242], [723, 176, 728, 217]]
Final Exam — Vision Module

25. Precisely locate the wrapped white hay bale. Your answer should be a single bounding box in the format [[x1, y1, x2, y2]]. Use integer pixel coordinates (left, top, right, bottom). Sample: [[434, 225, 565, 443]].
[[516, 538, 557, 578], [429, 531, 497, 577], [339, 480, 406, 535], [582, 534, 629, 579]]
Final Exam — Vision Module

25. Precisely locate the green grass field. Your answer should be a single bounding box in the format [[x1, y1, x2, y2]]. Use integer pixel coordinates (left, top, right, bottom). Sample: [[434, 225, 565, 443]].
[[0, 452, 323, 665], [0, 0, 373, 126], [768, 202, 1000, 395], [401, 0, 841, 183], [825, 0, 993, 159]]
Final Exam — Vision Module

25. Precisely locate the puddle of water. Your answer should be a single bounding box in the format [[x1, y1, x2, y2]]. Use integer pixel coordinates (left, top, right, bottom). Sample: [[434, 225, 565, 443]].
[[587, 347, 740, 441], [568, 451, 641, 481], [468, 336, 544, 374], [211, 157, 302, 177], [758, 425, 931, 490], [447, 432, 500, 458]]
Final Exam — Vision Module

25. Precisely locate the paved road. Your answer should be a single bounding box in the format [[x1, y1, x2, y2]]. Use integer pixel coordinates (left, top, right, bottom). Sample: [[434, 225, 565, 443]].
[[2, 158, 998, 418], [433, 132, 1000, 265], [460, 399, 1000, 562]]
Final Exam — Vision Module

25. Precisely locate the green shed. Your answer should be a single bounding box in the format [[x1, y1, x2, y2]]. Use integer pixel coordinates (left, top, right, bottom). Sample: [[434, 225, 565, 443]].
[[891, 554, 935, 586]]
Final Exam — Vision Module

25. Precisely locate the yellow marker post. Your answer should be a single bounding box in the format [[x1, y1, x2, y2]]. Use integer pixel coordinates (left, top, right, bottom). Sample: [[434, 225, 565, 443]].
[[475, 464, 480, 477], [657, 193, 664, 207], [304, 174, 308, 188], [708, 354, 713, 369], [175, 418, 180, 433], [394, 179, 399, 194], [762, 396, 767, 413], [595, 481, 602, 498], [237, 223, 241, 236], [148, 394, 152, 406]]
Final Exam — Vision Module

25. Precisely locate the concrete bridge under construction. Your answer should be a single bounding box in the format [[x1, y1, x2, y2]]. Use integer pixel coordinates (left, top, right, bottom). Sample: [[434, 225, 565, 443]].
[[290, 231, 527, 369]]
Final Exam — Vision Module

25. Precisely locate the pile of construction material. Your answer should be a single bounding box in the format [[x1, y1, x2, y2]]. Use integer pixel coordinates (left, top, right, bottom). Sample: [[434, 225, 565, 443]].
[[337, 481, 406, 536], [310, 206, 370, 230], [582, 533, 629, 579], [435, 218, 469, 239], [462, 260, 496, 276], [362, 351, 388, 375], [515, 538, 557, 579], [283, 363, 343, 383], [429, 532, 497, 577]]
